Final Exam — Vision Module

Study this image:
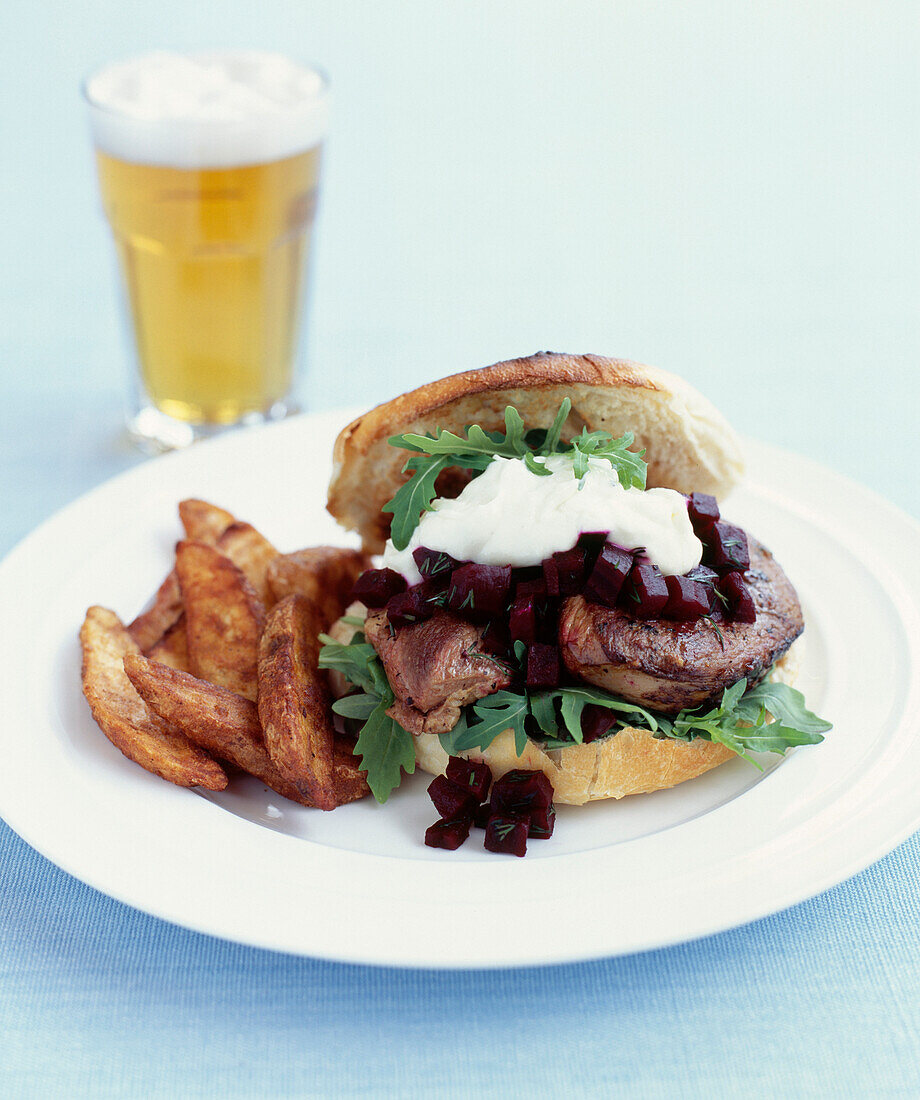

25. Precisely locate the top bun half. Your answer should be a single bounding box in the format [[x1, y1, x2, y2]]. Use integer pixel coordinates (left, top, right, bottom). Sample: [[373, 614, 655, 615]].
[[327, 352, 744, 553]]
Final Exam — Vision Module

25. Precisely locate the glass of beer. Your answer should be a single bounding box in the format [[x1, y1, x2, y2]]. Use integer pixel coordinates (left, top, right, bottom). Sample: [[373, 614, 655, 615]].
[[84, 52, 329, 451]]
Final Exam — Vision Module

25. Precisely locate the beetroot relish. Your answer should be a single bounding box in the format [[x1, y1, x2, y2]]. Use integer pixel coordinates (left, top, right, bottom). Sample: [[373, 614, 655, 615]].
[[526, 644, 560, 689], [622, 558, 669, 618], [580, 704, 618, 743], [446, 563, 512, 619], [425, 757, 556, 857], [424, 817, 471, 850], [427, 774, 478, 819], [484, 816, 529, 856], [687, 492, 720, 531], [583, 542, 632, 608], [491, 769, 553, 815], [386, 586, 436, 628], [720, 570, 757, 623], [663, 575, 711, 621], [445, 757, 492, 803], [351, 568, 406, 608]]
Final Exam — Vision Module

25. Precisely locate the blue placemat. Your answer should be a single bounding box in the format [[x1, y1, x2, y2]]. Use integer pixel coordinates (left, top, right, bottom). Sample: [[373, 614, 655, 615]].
[[3, 817, 919, 1098]]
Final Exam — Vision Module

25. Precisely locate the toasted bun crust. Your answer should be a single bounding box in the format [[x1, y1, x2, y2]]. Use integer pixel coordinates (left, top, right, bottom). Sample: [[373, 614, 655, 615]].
[[413, 643, 801, 805], [327, 352, 744, 553]]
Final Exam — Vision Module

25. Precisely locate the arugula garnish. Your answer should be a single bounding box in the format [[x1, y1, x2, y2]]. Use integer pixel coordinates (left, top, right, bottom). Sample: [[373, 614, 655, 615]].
[[436, 676, 828, 766], [318, 633, 415, 803], [446, 691, 531, 756], [653, 679, 830, 767], [383, 400, 647, 550]]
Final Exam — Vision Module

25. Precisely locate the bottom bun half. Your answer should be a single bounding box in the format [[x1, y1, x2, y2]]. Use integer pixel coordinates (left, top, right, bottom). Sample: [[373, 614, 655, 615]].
[[414, 643, 802, 806]]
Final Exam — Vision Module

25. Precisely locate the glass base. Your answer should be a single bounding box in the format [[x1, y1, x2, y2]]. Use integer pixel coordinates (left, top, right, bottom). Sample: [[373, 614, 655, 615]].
[[126, 400, 299, 454]]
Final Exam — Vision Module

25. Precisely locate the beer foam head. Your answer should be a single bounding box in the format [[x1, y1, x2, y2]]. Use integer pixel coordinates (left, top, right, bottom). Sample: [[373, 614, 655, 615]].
[[85, 51, 329, 168]]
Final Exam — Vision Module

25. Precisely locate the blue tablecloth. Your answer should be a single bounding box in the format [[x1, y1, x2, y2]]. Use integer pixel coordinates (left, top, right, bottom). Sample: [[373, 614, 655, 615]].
[[3, 2, 919, 1095]]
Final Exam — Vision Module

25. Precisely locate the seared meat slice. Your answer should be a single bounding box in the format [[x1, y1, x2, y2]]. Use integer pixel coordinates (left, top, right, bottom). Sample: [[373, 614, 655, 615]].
[[364, 609, 512, 734], [559, 538, 803, 714]]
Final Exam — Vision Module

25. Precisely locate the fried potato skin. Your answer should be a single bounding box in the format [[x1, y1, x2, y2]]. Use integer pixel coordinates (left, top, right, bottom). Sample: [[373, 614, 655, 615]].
[[127, 569, 184, 651], [216, 522, 278, 606], [124, 653, 313, 805], [176, 540, 265, 701], [178, 499, 236, 544], [145, 614, 189, 671], [129, 500, 235, 652], [331, 740, 371, 805], [126, 654, 369, 806], [266, 547, 370, 629], [258, 594, 337, 810], [80, 606, 227, 790]]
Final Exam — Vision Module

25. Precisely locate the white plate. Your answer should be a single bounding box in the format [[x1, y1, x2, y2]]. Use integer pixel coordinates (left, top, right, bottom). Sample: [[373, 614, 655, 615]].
[[1, 411, 918, 968]]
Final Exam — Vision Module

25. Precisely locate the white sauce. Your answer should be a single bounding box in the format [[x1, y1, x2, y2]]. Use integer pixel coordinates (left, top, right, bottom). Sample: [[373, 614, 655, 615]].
[[383, 454, 702, 585]]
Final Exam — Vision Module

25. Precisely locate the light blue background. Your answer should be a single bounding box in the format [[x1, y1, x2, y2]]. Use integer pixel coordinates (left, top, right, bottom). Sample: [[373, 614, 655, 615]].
[[1, 2, 918, 1096]]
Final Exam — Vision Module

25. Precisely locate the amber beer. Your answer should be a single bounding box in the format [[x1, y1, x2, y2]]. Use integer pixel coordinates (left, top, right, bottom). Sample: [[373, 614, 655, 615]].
[[86, 53, 329, 444], [96, 147, 320, 423]]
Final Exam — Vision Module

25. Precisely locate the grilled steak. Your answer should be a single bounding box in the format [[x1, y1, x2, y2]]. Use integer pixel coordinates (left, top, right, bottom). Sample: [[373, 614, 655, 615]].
[[559, 538, 803, 714], [364, 609, 512, 734]]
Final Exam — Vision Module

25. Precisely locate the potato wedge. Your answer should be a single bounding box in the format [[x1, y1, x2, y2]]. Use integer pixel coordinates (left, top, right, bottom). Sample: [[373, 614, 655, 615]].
[[127, 569, 183, 651], [216, 522, 278, 606], [266, 547, 370, 629], [127, 653, 369, 806], [129, 501, 234, 652], [178, 499, 236, 544], [80, 606, 227, 790], [176, 540, 265, 701], [258, 594, 337, 810], [124, 653, 310, 805], [332, 740, 372, 805], [145, 614, 189, 672]]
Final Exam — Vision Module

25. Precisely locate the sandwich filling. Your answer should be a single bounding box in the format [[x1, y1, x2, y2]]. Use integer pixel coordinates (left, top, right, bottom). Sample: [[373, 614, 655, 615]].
[[319, 400, 830, 802]]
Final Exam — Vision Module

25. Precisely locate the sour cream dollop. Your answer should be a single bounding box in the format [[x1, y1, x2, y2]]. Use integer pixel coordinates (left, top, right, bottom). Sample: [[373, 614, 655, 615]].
[[382, 454, 702, 585]]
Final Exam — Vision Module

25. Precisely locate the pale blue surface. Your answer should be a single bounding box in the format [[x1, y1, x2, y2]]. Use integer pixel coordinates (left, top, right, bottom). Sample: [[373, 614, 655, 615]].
[[2, 2, 919, 1096]]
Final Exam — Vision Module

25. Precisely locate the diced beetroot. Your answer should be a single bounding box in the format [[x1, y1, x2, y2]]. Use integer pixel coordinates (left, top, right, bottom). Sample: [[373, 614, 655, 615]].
[[720, 571, 757, 623], [428, 774, 478, 819], [483, 815, 529, 856], [515, 576, 549, 613], [685, 564, 722, 611], [446, 563, 512, 619], [663, 575, 711, 622], [491, 769, 554, 814], [581, 704, 618, 743], [620, 559, 668, 618], [479, 618, 513, 660], [508, 596, 538, 645], [425, 816, 472, 850], [515, 577, 547, 599], [549, 546, 587, 596], [686, 563, 719, 585], [528, 805, 556, 839], [445, 756, 492, 803], [526, 644, 560, 689], [706, 522, 750, 572], [473, 801, 491, 829], [577, 530, 609, 564], [584, 543, 634, 608], [687, 492, 720, 532], [352, 568, 407, 608], [386, 587, 436, 629], [542, 556, 560, 597], [413, 547, 463, 584]]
